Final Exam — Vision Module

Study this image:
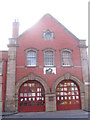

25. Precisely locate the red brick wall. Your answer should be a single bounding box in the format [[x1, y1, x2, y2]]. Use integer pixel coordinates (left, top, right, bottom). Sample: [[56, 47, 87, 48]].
[[0, 15, 84, 112], [0, 51, 8, 111], [16, 15, 83, 88]]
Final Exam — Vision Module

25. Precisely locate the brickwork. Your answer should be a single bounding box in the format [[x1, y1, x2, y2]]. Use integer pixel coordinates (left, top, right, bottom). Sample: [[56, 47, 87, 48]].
[[2, 14, 88, 112], [15, 73, 50, 111], [52, 73, 85, 110]]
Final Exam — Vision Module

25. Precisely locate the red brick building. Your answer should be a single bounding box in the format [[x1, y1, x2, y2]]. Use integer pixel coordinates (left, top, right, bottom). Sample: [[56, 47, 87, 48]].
[[0, 14, 88, 112]]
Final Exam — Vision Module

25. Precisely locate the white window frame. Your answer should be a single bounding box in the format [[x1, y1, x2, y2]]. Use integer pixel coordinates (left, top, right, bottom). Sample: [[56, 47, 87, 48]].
[[61, 49, 73, 67], [25, 48, 38, 67], [44, 49, 55, 66]]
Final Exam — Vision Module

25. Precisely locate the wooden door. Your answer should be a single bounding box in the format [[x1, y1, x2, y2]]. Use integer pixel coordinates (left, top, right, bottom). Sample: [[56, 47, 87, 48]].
[[56, 80, 81, 111], [18, 80, 45, 112]]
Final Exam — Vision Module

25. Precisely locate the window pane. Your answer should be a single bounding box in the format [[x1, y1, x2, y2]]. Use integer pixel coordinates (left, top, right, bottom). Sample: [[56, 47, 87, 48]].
[[57, 97, 60, 100], [76, 96, 79, 99], [20, 93, 23, 97], [61, 92, 63, 95], [61, 97, 63, 100], [32, 93, 35, 96], [28, 93, 31, 96], [30, 52, 36, 57], [27, 51, 36, 66], [73, 96, 75, 99], [20, 98, 23, 102], [45, 51, 54, 66], [24, 98, 27, 101], [37, 93, 40, 96], [65, 97, 67, 100], [27, 51, 36, 57], [45, 33, 51, 40], [37, 97, 39, 100], [29, 58, 36, 65], [75, 87, 78, 90], [32, 97, 35, 101], [62, 51, 72, 66], [69, 96, 71, 100], [28, 98, 31, 101], [24, 93, 27, 97]]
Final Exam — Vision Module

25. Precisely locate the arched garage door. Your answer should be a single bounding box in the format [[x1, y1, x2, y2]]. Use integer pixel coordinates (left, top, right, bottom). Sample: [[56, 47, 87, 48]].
[[56, 80, 81, 110], [18, 80, 45, 112]]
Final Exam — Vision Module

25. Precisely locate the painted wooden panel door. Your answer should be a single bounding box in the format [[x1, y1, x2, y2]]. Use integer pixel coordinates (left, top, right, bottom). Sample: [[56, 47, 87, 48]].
[[18, 80, 45, 112], [56, 80, 81, 110]]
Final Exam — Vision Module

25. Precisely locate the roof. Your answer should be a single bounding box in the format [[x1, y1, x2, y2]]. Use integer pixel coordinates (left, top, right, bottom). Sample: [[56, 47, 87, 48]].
[[17, 13, 80, 41], [42, 13, 80, 41], [0, 51, 8, 52]]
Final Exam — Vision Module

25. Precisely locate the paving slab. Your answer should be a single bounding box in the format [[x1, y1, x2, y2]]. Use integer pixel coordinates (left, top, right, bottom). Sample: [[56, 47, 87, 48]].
[[2, 110, 89, 119]]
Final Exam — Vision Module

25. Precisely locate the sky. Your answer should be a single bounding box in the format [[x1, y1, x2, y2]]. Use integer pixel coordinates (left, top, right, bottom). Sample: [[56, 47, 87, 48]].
[[0, 0, 89, 50]]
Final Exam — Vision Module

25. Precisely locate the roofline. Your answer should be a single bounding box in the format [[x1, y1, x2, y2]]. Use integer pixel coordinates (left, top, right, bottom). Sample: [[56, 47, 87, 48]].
[[17, 13, 81, 41], [43, 13, 80, 41], [0, 50, 8, 52], [80, 39, 87, 41]]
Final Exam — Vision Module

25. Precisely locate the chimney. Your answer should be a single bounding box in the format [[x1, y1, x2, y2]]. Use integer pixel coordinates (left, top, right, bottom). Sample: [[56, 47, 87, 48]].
[[12, 19, 19, 38]]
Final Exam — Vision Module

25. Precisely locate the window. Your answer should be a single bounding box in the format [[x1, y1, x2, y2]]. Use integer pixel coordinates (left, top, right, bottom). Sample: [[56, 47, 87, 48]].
[[0, 61, 3, 75], [44, 50, 54, 66], [45, 32, 52, 40], [27, 50, 36, 66], [61, 50, 73, 66], [42, 29, 55, 40]]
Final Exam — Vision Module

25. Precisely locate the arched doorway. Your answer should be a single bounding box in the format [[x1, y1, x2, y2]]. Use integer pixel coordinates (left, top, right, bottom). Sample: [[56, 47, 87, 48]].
[[56, 80, 81, 110], [18, 80, 45, 112]]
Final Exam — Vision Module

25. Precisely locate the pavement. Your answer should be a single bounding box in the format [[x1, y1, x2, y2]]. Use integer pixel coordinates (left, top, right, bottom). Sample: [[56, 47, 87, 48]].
[[1, 110, 89, 119]]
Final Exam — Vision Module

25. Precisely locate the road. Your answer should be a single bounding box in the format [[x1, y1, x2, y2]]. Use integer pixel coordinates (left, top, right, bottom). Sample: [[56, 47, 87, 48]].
[[1, 110, 89, 120]]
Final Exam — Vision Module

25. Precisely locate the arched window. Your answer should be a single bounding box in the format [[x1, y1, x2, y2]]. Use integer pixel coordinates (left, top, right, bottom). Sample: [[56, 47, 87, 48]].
[[27, 50, 36, 66], [61, 50, 73, 66], [44, 50, 54, 66]]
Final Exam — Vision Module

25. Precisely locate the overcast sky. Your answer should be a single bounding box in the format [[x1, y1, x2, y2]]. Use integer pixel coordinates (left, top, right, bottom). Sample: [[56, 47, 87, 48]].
[[0, 0, 88, 50]]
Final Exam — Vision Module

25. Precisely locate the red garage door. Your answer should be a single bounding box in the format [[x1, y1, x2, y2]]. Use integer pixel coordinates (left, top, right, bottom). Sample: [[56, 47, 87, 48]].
[[56, 80, 81, 111], [18, 80, 45, 112]]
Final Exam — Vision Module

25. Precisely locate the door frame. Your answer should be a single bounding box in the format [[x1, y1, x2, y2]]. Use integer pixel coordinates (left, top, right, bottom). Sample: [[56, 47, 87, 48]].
[[18, 80, 45, 112], [56, 80, 81, 110], [15, 73, 50, 112], [52, 73, 85, 110]]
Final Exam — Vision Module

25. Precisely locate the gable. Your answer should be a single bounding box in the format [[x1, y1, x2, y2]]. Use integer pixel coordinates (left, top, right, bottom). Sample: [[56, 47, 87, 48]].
[[16, 14, 80, 51], [17, 13, 80, 41], [41, 14, 80, 41]]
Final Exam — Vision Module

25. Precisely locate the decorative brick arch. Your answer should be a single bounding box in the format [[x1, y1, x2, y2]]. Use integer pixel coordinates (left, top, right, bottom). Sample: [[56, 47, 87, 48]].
[[15, 73, 50, 111], [52, 72, 85, 109], [52, 72, 84, 93]]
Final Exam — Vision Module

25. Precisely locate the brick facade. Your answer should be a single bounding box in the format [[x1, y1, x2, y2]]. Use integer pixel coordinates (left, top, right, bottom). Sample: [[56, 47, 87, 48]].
[[0, 14, 88, 112]]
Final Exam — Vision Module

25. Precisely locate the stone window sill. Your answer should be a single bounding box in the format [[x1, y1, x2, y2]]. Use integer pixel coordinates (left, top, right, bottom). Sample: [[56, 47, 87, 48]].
[[61, 65, 74, 68], [25, 65, 38, 68]]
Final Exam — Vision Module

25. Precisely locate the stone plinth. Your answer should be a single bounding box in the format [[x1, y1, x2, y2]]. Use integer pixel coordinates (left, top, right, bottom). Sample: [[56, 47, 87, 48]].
[[45, 94, 56, 111]]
